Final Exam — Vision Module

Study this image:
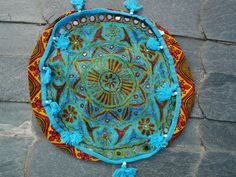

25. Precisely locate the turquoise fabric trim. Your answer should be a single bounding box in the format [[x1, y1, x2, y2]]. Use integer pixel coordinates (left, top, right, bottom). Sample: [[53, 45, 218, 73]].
[[39, 8, 182, 165]]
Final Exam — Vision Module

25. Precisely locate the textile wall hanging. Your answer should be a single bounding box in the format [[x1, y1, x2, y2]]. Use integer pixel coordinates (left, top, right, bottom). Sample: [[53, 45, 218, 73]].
[[28, 0, 195, 176]]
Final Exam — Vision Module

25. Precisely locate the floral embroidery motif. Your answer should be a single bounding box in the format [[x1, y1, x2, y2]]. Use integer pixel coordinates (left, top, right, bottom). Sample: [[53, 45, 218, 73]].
[[69, 34, 84, 50], [62, 105, 78, 123], [104, 24, 122, 41], [102, 72, 118, 89], [52, 65, 65, 81], [138, 118, 155, 136], [96, 128, 112, 147]]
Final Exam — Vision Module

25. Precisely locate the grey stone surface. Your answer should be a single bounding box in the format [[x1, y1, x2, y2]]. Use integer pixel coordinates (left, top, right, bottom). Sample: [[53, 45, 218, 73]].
[[141, 0, 204, 38], [29, 139, 112, 177], [0, 23, 43, 56], [202, 41, 236, 75], [40, 0, 122, 24], [171, 119, 202, 151], [200, 120, 236, 152], [112, 149, 201, 177], [176, 37, 204, 118], [199, 73, 236, 122], [0, 102, 32, 126], [198, 152, 236, 177], [0, 0, 45, 24], [0, 1, 235, 177], [0, 137, 33, 177], [0, 55, 30, 102], [31, 115, 45, 138], [201, 0, 236, 42]]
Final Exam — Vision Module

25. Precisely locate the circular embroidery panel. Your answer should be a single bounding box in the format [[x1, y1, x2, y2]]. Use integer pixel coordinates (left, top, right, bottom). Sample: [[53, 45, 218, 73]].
[[28, 9, 195, 163]]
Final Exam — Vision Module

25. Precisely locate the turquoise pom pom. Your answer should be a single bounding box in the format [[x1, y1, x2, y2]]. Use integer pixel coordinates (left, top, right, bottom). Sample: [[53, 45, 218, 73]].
[[155, 83, 178, 102], [61, 131, 83, 146], [124, 0, 143, 13], [147, 37, 161, 51], [71, 0, 86, 11], [149, 135, 167, 149], [43, 100, 61, 115], [54, 31, 70, 50], [113, 162, 137, 177], [49, 101, 61, 115], [41, 67, 51, 84]]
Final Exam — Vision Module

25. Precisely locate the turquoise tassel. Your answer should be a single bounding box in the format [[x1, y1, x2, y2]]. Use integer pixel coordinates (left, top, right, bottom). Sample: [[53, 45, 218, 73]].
[[41, 67, 51, 84], [43, 100, 61, 115], [71, 0, 86, 11], [113, 162, 137, 177], [147, 37, 161, 51], [156, 83, 178, 102], [124, 0, 143, 14], [54, 33, 70, 50], [61, 131, 83, 146], [149, 135, 167, 149], [49, 101, 61, 115]]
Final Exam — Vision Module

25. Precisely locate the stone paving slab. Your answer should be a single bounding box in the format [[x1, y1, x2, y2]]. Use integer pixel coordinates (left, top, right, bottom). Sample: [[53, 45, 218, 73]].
[[0, 102, 32, 126], [0, 0, 45, 24], [112, 149, 201, 177], [171, 119, 202, 151], [200, 120, 236, 152], [197, 152, 236, 177], [0, 55, 30, 102], [29, 139, 112, 177], [202, 41, 236, 75], [141, 0, 204, 39], [0, 23, 43, 56], [199, 73, 236, 122], [199, 41, 236, 122], [201, 0, 236, 42], [0, 23, 43, 102], [0, 137, 33, 177]]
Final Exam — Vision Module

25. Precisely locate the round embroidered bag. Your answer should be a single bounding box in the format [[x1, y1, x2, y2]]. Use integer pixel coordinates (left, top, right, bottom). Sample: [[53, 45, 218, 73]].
[[28, 0, 195, 176]]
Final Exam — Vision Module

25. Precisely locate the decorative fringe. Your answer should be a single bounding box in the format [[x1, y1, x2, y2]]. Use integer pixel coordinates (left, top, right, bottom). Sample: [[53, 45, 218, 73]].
[[71, 0, 86, 11], [41, 67, 52, 84], [155, 83, 178, 102], [149, 135, 167, 149], [54, 31, 70, 50], [113, 162, 137, 177], [61, 131, 83, 146], [124, 0, 143, 14], [49, 101, 61, 115], [147, 37, 161, 51]]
